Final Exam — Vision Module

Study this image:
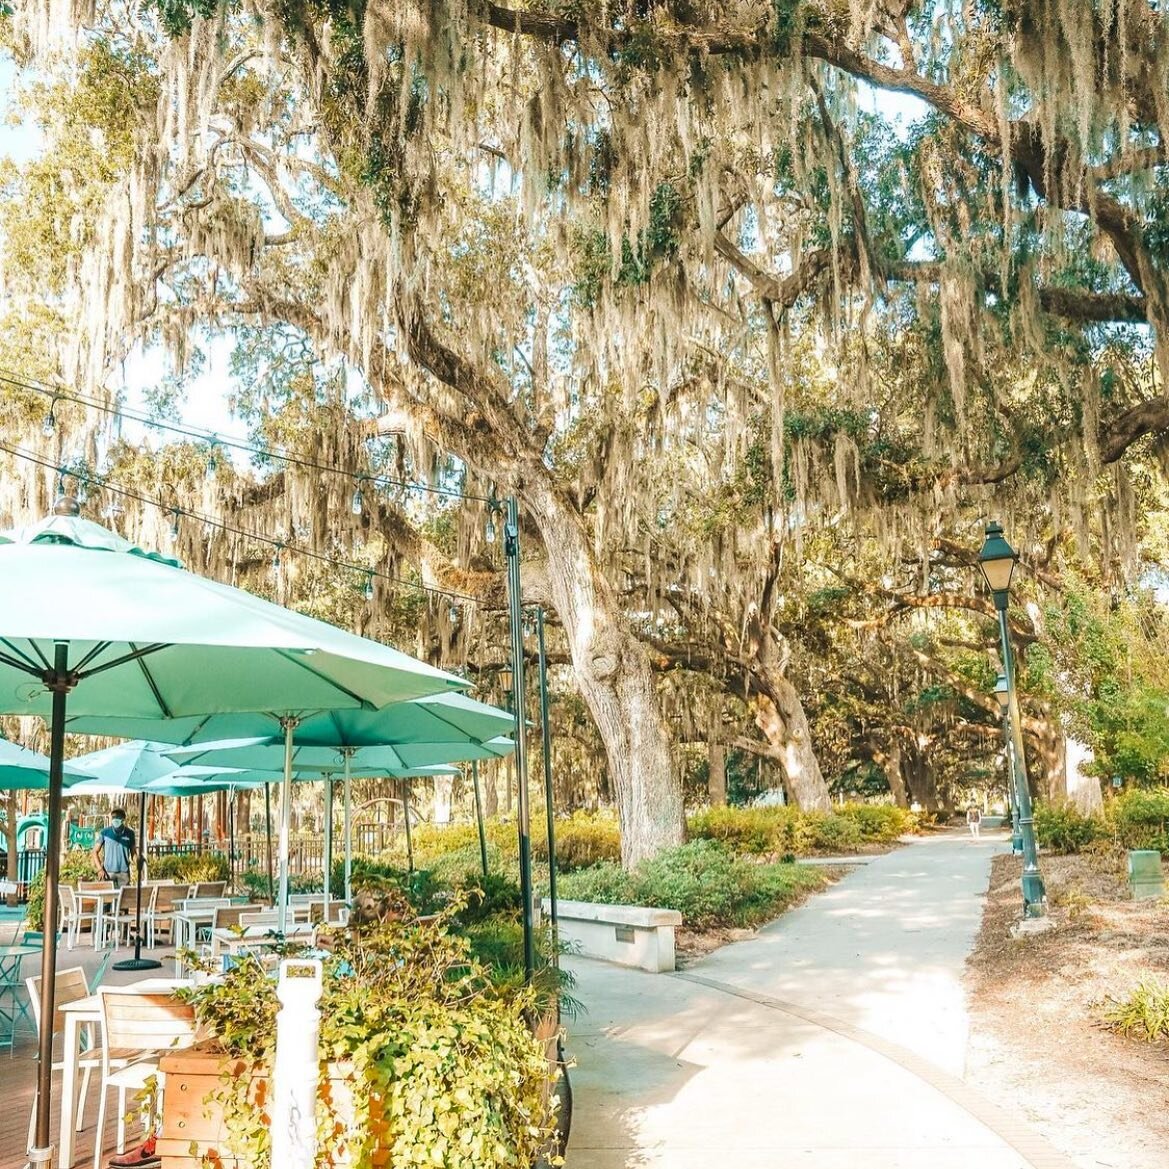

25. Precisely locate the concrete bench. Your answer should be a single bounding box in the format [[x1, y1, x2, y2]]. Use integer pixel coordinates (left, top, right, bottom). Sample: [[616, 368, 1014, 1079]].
[[543, 898, 682, 973]]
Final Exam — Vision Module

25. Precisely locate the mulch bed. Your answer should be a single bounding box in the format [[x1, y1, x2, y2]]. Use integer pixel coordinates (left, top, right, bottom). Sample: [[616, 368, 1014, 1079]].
[[964, 850, 1169, 1169]]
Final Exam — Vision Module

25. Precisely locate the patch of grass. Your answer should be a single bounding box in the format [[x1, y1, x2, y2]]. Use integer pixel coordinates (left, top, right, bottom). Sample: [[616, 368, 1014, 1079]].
[[1101, 978, 1169, 1042]]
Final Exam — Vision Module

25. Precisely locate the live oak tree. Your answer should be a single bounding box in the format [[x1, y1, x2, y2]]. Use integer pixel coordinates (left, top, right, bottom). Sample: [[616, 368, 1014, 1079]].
[[5, 1, 1169, 858]]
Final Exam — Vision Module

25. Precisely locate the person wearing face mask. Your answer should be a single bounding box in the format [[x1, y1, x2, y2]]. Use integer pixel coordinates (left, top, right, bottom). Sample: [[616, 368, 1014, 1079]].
[[92, 807, 137, 888]]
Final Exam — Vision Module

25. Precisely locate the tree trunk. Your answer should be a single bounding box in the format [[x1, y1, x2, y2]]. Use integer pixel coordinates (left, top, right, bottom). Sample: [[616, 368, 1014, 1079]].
[[1065, 737, 1103, 815], [873, 739, 909, 808], [483, 763, 499, 818], [523, 477, 684, 868], [708, 740, 727, 806], [751, 667, 831, 811], [433, 775, 453, 824]]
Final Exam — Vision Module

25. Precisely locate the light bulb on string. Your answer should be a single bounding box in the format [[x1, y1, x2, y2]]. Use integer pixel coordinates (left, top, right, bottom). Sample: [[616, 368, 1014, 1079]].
[[485, 516, 497, 543], [42, 405, 56, 437], [271, 543, 283, 583], [169, 508, 181, 539], [363, 573, 375, 602], [205, 439, 219, 481], [351, 484, 364, 516]]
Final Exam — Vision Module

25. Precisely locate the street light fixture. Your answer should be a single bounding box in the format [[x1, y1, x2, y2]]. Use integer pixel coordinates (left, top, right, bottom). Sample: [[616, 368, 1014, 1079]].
[[994, 673, 1024, 855], [978, 521, 1046, 917]]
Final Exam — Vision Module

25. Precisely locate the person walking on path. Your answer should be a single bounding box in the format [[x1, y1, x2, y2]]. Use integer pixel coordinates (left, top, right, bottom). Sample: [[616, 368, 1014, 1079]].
[[966, 805, 982, 840], [92, 807, 136, 888]]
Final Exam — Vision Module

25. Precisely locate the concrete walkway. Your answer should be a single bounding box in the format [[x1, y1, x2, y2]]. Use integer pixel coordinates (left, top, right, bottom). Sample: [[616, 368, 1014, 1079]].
[[564, 832, 1074, 1169]]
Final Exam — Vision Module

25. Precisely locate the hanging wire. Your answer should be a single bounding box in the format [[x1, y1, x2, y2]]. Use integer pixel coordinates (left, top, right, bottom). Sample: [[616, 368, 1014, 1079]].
[[0, 368, 495, 504], [0, 440, 488, 606]]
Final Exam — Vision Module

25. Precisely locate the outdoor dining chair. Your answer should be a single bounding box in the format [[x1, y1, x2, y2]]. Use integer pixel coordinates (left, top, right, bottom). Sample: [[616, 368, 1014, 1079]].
[[24, 967, 100, 1149], [144, 883, 194, 947], [192, 881, 226, 899], [210, 904, 265, 931], [93, 987, 199, 1169], [111, 883, 159, 948], [58, 886, 98, 950]]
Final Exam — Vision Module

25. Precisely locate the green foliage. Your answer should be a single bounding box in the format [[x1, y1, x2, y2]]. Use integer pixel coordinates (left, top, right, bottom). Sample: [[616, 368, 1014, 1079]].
[[686, 803, 913, 857], [238, 865, 320, 901], [185, 910, 559, 1168], [1101, 979, 1169, 1042], [532, 811, 621, 871], [148, 851, 229, 883], [1111, 787, 1169, 853], [558, 839, 828, 930], [1033, 803, 1104, 854], [143, 0, 230, 38], [25, 849, 96, 932]]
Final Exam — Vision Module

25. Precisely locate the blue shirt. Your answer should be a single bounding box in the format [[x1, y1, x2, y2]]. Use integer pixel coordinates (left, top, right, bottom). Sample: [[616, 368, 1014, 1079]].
[[98, 825, 135, 873]]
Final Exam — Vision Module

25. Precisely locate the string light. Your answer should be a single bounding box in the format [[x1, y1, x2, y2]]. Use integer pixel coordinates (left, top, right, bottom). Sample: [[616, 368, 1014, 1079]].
[[0, 439, 491, 606], [0, 368, 494, 504], [485, 516, 497, 544], [351, 482, 365, 516], [363, 572, 375, 601], [205, 439, 219, 481], [169, 507, 182, 539], [42, 401, 56, 437]]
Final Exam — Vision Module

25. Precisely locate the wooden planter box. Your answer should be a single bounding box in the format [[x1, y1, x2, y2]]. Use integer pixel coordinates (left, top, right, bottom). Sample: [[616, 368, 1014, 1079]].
[[159, 1013, 564, 1169]]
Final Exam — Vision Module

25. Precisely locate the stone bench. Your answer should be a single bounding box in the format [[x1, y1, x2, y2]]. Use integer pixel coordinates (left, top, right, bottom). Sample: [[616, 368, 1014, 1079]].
[[543, 898, 682, 973]]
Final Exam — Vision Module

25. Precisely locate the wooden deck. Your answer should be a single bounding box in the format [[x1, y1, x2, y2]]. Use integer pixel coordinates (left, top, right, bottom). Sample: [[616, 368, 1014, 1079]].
[[1, 938, 185, 1169]]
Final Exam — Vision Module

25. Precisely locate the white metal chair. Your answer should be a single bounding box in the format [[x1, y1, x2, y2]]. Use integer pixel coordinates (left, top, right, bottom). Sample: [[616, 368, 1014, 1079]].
[[57, 886, 97, 950], [92, 987, 198, 1169], [24, 967, 100, 1148]]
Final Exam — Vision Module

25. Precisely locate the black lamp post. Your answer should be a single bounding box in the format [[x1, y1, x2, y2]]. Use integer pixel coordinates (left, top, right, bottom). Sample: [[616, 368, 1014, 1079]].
[[994, 673, 1024, 856], [978, 521, 1046, 917]]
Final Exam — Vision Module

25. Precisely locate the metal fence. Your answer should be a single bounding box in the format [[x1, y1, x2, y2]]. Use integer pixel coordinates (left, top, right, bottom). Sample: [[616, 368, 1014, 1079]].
[[8, 826, 403, 898]]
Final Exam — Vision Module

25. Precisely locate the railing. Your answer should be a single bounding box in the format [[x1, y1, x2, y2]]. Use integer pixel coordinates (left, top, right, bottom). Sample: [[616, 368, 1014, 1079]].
[[9, 823, 408, 900]]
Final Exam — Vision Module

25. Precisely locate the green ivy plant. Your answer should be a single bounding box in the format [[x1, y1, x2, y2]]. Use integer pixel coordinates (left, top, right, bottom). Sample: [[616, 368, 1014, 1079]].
[[183, 905, 562, 1168]]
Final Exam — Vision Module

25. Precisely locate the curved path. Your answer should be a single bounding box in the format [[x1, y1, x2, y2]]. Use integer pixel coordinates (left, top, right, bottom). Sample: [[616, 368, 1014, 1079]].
[[563, 832, 1075, 1169]]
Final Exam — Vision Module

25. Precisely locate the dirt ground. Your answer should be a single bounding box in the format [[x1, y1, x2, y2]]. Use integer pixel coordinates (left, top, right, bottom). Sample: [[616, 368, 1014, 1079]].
[[965, 850, 1169, 1169]]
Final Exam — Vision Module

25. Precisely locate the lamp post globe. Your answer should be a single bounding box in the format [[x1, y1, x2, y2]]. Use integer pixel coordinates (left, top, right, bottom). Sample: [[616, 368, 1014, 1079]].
[[978, 521, 1017, 604]]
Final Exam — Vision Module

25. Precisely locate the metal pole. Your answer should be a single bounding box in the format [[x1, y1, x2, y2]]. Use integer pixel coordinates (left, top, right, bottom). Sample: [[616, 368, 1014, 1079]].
[[536, 607, 560, 959], [1002, 712, 1023, 855], [402, 782, 414, 872], [342, 749, 353, 904], [322, 775, 334, 920], [277, 716, 300, 934], [112, 788, 161, 971], [471, 761, 489, 877], [30, 641, 72, 1167], [503, 496, 536, 982], [264, 783, 275, 903], [996, 606, 1047, 916]]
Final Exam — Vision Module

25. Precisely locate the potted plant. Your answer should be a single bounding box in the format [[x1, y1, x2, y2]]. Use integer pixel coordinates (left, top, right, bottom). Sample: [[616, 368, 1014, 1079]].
[[163, 905, 566, 1168]]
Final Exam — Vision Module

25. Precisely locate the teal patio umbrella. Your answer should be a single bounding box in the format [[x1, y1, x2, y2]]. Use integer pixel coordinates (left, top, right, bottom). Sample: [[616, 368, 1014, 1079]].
[[75, 694, 515, 908], [0, 737, 91, 789], [0, 501, 466, 1163]]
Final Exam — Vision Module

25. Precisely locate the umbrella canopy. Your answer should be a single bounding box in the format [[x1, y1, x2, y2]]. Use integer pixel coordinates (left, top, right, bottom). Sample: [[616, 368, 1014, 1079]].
[[0, 737, 91, 789], [70, 691, 516, 762], [0, 502, 467, 1158], [0, 511, 468, 722]]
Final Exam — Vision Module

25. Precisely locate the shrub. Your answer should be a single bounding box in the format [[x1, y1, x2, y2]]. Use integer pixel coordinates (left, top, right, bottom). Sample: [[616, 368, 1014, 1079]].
[[801, 811, 865, 853], [1111, 787, 1169, 853], [25, 849, 97, 931], [533, 811, 621, 870], [558, 839, 828, 930], [837, 803, 916, 842], [238, 865, 319, 901], [148, 851, 230, 883], [687, 804, 903, 857], [1034, 804, 1105, 854], [1101, 979, 1169, 1042]]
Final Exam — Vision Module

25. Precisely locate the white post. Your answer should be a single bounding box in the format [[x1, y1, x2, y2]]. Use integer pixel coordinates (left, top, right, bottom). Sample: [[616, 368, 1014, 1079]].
[[271, 958, 323, 1169]]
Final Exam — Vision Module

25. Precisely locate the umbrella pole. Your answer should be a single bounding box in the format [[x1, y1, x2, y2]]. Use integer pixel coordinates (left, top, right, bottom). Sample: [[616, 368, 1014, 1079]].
[[113, 788, 161, 972], [264, 783, 275, 904], [402, 782, 414, 872], [472, 760, 489, 878], [323, 775, 333, 921], [342, 750, 353, 904], [277, 717, 299, 934], [228, 789, 235, 893], [30, 641, 74, 1167], [536, 606, 561, 972]]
